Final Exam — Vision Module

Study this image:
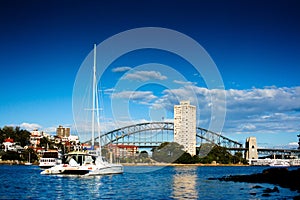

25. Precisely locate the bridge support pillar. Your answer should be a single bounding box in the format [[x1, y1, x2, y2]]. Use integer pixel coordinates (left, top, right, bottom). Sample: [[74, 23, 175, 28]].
[[245, 137, 258, 160]]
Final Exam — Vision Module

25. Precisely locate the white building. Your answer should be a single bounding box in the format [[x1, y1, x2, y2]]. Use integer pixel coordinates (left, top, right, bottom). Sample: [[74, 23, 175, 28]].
[[2, 138, 23, 152], [30, 129, 43, 148], [174, 100, 196, 156]]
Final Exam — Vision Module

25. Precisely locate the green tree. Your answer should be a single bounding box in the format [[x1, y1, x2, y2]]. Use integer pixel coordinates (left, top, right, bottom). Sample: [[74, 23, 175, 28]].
[[22, 148, 38, 162], [152, 142, 202, 164], [15, 127, 31, 147], [0, 126, 30, 146], [1, 126, 15, 142], [152, 142, 185, 163], [39, 136, 52, 149], [199, 145, 246, 164], [1, 151, 20, 161], [139, 150, 148, 159], [198, 143, 215, 158], [231, 151, 247, 164]]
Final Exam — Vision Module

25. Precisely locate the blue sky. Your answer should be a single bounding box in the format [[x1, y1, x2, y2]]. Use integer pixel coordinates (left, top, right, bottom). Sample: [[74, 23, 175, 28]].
[[1, 0, 300, 148]]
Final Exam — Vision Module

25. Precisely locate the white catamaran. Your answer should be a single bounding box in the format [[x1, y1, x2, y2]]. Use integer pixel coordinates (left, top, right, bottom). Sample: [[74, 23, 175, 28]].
[[41, 44, 123, 175]]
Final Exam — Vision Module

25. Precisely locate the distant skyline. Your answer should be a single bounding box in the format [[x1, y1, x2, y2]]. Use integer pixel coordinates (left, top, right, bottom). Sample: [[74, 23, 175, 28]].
[[1, 0, 300, 148]]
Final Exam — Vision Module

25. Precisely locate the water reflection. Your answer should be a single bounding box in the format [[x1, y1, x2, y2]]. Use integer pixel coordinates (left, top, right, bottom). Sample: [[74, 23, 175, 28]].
[[172, 167, 198, 199]]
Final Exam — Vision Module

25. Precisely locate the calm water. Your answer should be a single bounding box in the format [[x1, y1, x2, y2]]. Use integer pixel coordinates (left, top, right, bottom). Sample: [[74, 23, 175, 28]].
[[0, 165, 299, 199]]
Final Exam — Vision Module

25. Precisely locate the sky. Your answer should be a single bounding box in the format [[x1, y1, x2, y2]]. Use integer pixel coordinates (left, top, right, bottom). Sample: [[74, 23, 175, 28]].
[[0, 0, 300, 148]]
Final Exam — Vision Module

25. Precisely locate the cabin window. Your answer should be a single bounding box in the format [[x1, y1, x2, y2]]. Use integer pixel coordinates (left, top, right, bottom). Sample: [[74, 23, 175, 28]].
[[78, 155, 83, 166]]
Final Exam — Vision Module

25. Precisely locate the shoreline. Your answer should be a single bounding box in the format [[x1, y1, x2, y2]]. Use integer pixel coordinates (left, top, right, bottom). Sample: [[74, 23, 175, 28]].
[[0, 160, 39, 165], [0, 160, 248, 167], [121, 163, 248, 167]]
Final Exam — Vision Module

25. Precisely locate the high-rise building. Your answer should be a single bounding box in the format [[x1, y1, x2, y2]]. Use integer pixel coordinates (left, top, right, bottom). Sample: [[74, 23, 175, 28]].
[[174, 100, 196, 155], [56, 125, 70, 138]]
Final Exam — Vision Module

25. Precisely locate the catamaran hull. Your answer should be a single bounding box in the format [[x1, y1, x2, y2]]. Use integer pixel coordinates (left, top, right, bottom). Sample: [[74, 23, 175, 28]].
[[88, 166, 123, 175], [41, 165, 123, 176]]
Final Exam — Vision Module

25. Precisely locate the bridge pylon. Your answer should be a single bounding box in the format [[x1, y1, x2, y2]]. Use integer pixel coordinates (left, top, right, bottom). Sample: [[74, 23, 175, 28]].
[[245, 137, 258, 160]]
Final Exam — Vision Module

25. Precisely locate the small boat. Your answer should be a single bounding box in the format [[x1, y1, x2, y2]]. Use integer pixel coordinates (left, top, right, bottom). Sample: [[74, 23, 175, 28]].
[[269, 160, 290, 167], [41, 150, 123, 175], [24, 152, 33, 166], [39, 150, 62, 169], [24, 162, 32, 166]]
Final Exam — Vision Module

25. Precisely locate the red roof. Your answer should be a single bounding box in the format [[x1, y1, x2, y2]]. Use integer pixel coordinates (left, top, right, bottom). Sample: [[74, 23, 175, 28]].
[[4, 138, 14, 143]]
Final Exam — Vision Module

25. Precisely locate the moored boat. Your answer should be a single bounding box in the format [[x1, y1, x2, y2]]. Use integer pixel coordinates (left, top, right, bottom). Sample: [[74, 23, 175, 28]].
[[41, 150, 123, 175], [41, 44, 123, 176], [24, 162, 32, 166], [24, 152, 33, 165], [269, 160, 290, 167], [39, 150, 62, 169]]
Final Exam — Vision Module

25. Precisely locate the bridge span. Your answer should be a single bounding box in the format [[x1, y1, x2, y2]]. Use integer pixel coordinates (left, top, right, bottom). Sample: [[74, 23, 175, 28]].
[[93, 121, 242, 149], [88, 121, 300, 158]]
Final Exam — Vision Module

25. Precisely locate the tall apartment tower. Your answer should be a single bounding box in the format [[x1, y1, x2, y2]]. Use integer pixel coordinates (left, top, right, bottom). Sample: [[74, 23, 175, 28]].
[[56, 125, 70, 138], [174, 100, 196, 156]]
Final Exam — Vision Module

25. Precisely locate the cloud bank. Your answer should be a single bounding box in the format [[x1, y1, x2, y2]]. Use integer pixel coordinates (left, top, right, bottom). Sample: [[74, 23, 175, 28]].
[[110, 85, 300, 137]]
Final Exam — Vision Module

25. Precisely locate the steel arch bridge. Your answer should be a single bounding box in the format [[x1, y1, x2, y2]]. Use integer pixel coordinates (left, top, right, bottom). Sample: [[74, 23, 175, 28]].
[[94, 122, 242, 149]]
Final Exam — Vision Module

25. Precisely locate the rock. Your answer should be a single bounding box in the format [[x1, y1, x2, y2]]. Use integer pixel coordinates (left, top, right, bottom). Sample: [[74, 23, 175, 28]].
[[252, 185, 263, 189], [263, 187, 279, 193], [293, 195, 300, 200], [217, 167, 300, 192], [262, 193, 271, 197], [273, 186, 279, 193], [263, 188, 272, 193]]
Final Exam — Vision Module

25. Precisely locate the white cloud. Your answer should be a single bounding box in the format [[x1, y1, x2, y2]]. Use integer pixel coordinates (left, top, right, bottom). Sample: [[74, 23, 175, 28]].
[[112, 91, 157, 103], [173, 80, 197, 85], [104, 88, 115, 94], [112, 66, 132, 72], [226, 87, 300, 116], [122, 70, 167, 81], [238, 123, 256, 131], [288, 142, 298, 146], [43, 126, 58, 134], [19, 122, 42, 131]]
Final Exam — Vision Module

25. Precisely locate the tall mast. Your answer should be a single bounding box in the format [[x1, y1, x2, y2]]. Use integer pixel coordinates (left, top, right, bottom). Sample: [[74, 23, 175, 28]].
[[92, 44, 97, 149], [96, 80, 102, 156]]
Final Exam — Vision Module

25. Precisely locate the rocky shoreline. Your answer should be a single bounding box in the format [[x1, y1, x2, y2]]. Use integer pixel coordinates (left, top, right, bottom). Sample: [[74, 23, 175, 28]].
[[212, 167, 300, 199], [0, 160, 39, 165], [0, 160, 24, 165]]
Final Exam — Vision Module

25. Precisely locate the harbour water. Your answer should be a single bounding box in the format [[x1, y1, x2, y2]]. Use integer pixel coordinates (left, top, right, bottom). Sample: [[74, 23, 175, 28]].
[[0, 165, 299, 199]]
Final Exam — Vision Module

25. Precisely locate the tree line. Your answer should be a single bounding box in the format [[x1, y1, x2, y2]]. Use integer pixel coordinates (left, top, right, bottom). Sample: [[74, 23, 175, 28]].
[[0, 126, 31, 147], [152, 142, 247, 164], [0, 126, 38, 162]]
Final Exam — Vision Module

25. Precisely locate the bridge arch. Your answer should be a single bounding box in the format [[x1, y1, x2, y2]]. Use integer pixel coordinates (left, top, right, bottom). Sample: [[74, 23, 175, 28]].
[[93, 122, 242, 149]]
